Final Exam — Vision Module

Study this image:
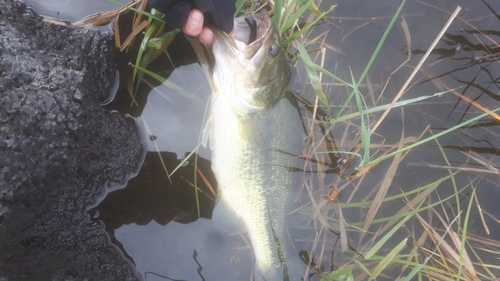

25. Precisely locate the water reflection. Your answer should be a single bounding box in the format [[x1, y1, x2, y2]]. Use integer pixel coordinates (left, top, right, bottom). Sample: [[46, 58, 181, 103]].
[[89, 151, 219, 279], [133, 64, 210, 159]]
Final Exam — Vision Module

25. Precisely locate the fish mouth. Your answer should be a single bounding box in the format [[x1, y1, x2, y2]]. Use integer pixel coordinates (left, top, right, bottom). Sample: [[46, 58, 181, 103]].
[[213, 12, 273, 60]]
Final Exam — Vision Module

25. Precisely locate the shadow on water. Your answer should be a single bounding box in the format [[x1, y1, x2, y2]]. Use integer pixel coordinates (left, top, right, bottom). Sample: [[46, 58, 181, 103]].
[[88, 151, 216, 268]]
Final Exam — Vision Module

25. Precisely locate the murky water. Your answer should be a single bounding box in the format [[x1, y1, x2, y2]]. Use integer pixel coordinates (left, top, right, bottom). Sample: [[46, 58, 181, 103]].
[[25, 0, 500, 280]]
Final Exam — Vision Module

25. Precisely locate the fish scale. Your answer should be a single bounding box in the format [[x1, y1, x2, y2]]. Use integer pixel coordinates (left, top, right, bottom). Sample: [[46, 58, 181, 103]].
[[205, 12, 306, 280], [210, 89, 301, 281]]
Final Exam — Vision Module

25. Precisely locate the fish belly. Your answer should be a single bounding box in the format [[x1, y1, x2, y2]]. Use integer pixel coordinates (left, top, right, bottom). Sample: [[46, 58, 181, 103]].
[[210, 91, 304, 281]]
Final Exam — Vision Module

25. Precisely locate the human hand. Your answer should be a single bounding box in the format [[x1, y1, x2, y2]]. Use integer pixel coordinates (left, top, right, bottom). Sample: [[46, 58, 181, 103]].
[[148, 0, 236, 44], [183, 9, 214, 44]]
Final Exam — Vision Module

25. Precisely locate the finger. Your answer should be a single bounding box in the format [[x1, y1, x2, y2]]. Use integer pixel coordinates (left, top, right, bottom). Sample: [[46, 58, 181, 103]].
[[199, 27, 214, 44], [183, 9, 204, 37]]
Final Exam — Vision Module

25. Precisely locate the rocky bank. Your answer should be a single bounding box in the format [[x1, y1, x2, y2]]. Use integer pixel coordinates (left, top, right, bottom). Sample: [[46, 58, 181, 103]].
[[0, 0, 143, 279]]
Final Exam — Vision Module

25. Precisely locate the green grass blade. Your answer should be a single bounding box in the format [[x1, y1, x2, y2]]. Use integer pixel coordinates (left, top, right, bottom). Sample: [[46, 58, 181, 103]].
[[281, 5, 335, 47], [355, 0, 405, 86], [294, 172, 459, 215], [354, 259, 371, 276], [133, 20, 159, 94], [364, 213, 412, 260], [333, 0, 405, 119], [145, 28, 180, 49], [320, 267, 354, 281], [272, 0, 282, 30], [335, 182, 468, 227], [331, 89, 457, 123], [296, 41, 328, 105], [369, 238, 408, 279], [303, 60, 350, 87], [235, 0, 245, 15], [170, 143, 202, 176], [170, 142, 202, 218], [368, 108, 500, 166], [133, 64, 202, 102], [350, 68, 370, 165], [280, 0, 312, 33]]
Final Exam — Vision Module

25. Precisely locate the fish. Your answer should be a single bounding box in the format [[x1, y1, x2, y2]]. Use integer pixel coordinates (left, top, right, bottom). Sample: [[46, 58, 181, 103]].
[[203, 12, 305, 281]]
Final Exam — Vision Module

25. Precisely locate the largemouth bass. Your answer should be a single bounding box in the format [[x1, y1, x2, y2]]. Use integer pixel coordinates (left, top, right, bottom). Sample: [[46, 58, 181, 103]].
[[203, 12, 305, 281]]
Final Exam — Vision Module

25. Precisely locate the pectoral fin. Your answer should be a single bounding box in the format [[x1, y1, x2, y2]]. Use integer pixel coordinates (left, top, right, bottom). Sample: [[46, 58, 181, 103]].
[[202, 115, 215, 150], [238, 118, 266, 146], [212, 191, 247, 234]]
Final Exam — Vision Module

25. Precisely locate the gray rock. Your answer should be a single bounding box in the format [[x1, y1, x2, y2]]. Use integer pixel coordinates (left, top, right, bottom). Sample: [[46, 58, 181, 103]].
[[0, 0, 143, 280]]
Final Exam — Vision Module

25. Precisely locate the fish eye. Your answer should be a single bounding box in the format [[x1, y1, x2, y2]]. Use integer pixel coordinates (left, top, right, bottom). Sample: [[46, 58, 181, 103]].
[[269, 44, 280, 57]]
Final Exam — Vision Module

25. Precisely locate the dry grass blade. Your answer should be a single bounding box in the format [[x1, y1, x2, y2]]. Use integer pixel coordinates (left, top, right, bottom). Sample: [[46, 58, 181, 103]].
[[304, 179, 331, 231], [370, 6, 462, 135], [43, 10, 121, 28], [337, 204, 348, 253], [120, 20, 149, 52], [44, 0, 143, 30], [124, 0, 149, 53], [41, 16, 72, 27], [461, 151, 500, 173], [126, 75, 139, 107], [363, 213, 412, 261], [149, 34, 177, 63], [400, 222, 430, 275], [418, 0, 500, 48], [138, 117, 172, 184], [430, 78, 500, 122], [132, 64, 201, 101], [114, 13, 121, 49], [473, 193, 490, 235], [142, 78, 177, 106], [307, 46, 327, 142], [360, 123, 406, 240], [180, 175, 215, 201], [412, 212, 461, 280], [132, 0, 147, 31], [377, 180, 441, 236], [419, 270, 455, 281], [192, 162, 216, 198], [71, 11, 118, 27], [190, 40, 214, 88], [449, 231, 478, 280], [422, 210, 480, 280]]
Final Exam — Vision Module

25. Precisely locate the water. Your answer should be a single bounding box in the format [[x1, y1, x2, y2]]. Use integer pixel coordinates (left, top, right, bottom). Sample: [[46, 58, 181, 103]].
[[26, 0, 500, 279], [23, 0, 130, 23]]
